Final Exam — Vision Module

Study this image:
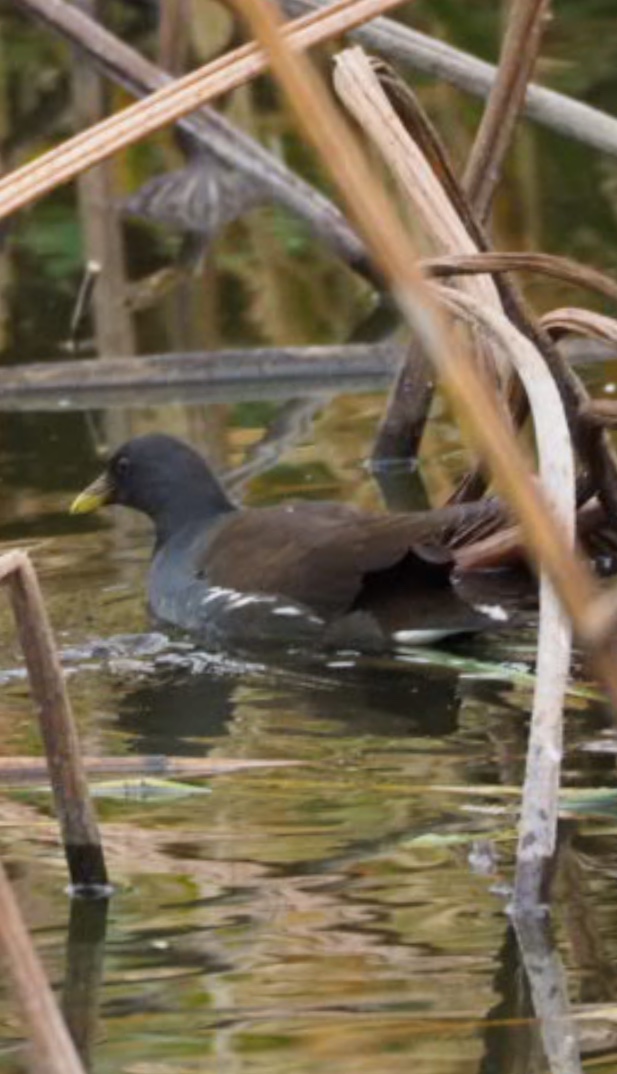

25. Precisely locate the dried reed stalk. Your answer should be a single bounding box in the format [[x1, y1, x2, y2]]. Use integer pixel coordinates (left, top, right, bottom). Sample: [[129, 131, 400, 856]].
[[580, 400, 617, 430], [280, 0, 617, 160], [333, 49, 542, 398], [437, 283, 572, 905], [337, 49, 515, 434], [334, 47, 617, 908], [226, 0, 617, 913], [219, 0, 609, 664], [513, 913, 582, 1073], [334, 46, 617, 908], [541, 308, 617, 345], [0, 861, 87, 1074], [463, 0, 551, 223], [369, 61, 617, 523], [423, 252, 617, 308], [17, 0, 370, 277], [373, 0, 551, 476], [0, 551, 107, 893], [2, 0, 406, 221]]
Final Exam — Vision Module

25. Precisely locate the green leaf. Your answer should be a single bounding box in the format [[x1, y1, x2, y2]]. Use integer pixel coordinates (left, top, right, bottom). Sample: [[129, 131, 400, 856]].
[[83, 778, 212, 801]]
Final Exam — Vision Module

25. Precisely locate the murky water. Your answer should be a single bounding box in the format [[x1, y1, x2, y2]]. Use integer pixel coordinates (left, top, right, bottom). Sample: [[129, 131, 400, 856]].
[[1, 3, 617, 1073], [4, 414, 617, 1074]]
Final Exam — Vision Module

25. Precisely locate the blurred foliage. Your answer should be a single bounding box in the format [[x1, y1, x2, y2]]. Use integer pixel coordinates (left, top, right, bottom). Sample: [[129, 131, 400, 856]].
[[1, 0, 617, 360], [16, 201, 83, 281]]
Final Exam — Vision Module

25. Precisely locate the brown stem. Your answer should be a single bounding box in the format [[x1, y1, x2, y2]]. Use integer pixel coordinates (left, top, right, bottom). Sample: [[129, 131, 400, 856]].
[[463, 0, 552, 224], [158, 0, 191, 74], [61, 898, 109, 1069], [372, 63, 617, 525], [3, 554, 108, 893], [423, 251, 617, 307], [579, 399, 617, 429], [371, 338, 434, 467]]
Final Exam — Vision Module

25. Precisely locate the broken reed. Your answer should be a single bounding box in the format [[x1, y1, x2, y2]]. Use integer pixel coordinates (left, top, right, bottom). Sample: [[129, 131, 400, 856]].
[[0, 550, 108, 894]]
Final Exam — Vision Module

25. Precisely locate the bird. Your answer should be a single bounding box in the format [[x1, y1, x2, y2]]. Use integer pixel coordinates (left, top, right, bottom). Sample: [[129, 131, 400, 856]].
[[70, 433, 510, 652]]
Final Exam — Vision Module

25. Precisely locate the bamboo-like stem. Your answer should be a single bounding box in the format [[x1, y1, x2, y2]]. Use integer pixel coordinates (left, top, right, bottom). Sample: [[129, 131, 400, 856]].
[[158, 0, 191, 74], [3, 0, 406, 222], [0, 861, 87, 1074], [0, 551, 107, 893], [71, 0, 136, 360]]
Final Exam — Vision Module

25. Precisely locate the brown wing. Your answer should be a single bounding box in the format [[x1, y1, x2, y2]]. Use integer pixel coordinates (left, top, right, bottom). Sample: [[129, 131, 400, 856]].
[[199, 498, 504, 619]]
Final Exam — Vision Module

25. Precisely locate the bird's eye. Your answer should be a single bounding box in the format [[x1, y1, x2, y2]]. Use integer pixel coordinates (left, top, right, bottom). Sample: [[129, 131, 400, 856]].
[[115, 456, 130, 477]]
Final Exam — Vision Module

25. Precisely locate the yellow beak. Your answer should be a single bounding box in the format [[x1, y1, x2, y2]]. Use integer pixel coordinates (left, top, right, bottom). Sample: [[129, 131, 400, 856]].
[[70, 472, 114, 515]]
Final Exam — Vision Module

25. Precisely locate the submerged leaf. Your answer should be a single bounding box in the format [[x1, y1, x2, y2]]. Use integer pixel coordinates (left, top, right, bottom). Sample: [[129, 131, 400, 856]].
[[405, 829, 513, 848], [88, 778, 212, 800], [32, 778, 213, 801]]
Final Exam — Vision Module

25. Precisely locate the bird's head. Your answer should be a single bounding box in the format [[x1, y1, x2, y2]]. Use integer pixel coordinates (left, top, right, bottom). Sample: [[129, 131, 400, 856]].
[[71, 433, 233, 539]]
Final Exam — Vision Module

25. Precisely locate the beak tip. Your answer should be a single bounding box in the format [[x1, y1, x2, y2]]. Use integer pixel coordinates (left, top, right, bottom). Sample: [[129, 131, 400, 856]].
[[70, 492, 101, 515], [69, 493, 89, 515], [70, 473, 113, 515]]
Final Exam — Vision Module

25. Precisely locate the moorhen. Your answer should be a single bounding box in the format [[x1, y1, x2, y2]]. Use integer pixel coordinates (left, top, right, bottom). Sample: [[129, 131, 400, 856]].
[[71, 433, 508, 651]]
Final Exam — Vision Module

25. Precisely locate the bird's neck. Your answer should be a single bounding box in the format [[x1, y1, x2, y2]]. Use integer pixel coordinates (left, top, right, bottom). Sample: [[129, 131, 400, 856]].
[[153, 481, 235, 549]]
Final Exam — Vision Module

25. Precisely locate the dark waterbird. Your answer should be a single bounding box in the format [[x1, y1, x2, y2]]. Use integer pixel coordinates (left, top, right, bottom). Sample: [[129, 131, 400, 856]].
[[71, 433, 509, 651]]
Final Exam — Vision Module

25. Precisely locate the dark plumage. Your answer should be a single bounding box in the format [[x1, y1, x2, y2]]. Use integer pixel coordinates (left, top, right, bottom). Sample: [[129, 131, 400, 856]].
[[71, 433, 508, 651]]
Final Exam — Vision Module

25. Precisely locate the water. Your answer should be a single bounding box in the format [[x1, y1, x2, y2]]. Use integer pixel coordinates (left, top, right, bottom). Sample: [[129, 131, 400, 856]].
[[2, 415, 617, 1074], [1, 3, 617, 1072]]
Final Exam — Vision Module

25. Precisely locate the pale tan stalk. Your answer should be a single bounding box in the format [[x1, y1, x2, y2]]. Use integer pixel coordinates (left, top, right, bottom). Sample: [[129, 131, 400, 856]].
[[423, 252, 617, 308], [0, 0, 407, 220], [335, 50, 575, 895], [541, 308, 617, 345], [438, 285, 573, 893], [335, 51, 506, 383]]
